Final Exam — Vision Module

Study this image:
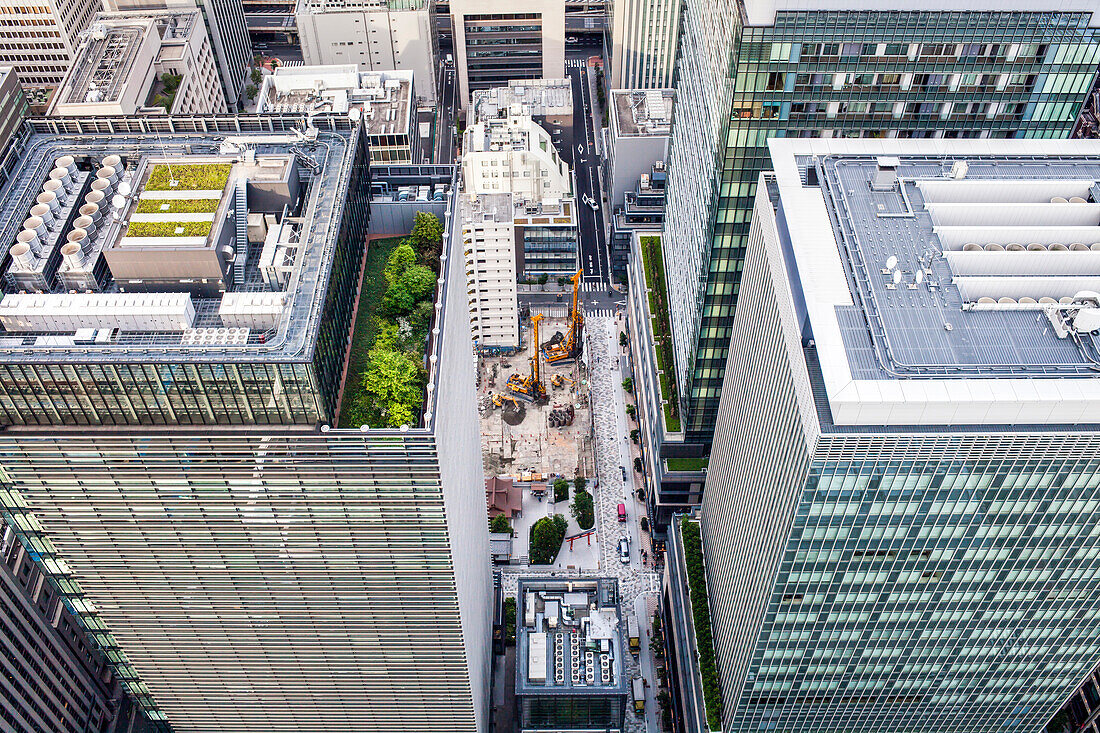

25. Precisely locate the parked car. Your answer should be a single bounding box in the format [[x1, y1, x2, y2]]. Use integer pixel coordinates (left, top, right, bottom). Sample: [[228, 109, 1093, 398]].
[[566, 35, 579, 43], [617, 503, 627, 522], [620, 466, 627, 481], [618, 537, 630, 564]]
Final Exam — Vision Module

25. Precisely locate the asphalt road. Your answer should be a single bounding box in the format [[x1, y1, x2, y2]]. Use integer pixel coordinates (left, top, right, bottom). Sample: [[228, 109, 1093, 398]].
[[434, 61, 458, 164], [567, 66, 611, 288]]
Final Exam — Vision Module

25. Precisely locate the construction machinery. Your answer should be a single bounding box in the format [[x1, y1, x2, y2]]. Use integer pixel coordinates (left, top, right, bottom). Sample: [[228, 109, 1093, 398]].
[[506, 314, 548, 403], [551, 373, 575, 390], [542, 270, 584, 365], [491, 393, 522, 409]]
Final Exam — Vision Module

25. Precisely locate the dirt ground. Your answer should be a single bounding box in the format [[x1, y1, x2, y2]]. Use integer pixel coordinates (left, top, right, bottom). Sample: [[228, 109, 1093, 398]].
[[477, 315, 594, 482]]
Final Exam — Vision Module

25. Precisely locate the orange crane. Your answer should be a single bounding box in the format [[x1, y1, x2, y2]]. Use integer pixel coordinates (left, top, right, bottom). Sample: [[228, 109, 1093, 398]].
[[506, 313, 548, 402], [542, 269, 584, 365]]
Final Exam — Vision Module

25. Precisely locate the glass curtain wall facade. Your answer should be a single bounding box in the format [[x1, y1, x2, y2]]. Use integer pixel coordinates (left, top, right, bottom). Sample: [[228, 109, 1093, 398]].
[[663, 9, 1100, 442]]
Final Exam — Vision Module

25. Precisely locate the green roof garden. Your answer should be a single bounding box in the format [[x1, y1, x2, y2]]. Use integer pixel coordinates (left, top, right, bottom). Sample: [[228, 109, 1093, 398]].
[[125, 221, 213, 238], [666, 457, 708, 473], [135, 198, 220, 214], [144, 163, 232, 192], [639, 235, 680, 433]]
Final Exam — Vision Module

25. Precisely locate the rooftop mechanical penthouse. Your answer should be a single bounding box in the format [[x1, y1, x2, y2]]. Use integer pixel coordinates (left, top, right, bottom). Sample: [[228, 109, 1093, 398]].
[[0, 116, 369, 426]]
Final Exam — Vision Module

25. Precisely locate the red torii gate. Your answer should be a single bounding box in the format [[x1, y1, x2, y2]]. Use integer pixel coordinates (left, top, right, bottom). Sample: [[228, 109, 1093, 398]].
[[565, 529, 596, 551]]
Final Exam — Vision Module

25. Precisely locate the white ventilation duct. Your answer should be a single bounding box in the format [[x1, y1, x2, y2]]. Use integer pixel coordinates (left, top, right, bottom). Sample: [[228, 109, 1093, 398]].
[[1006, 243, 1025, 251], [1070, 243, 1088, 251], [60, 241, 84, 269], [8, 242, 35, 270], [79, 203, 102, 224], [54, 155, 76, 175], [36, 190, 60, 213], [85, 190, 105, 208], [1052, 196, 1068, 204], [73, 215, 96, 237], [22, 217, 46, 238], [49, 167, 73, 192], [963, 243, 981, 251], [66, 228, 89, 253], [42, 179, 63, 197], [29, 204, 54, 228], [1050, 243, 1069, 251], [91, 178, 111, 195], [101, 154, 122, 170], [985, 243, 1005, 251], [15, 229, 40, 254], [96, 166, 118, 188]]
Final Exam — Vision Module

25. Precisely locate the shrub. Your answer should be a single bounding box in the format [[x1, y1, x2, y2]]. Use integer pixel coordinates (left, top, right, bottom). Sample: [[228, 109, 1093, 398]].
[[251, 67, 263, 85], [357, 346, 425, 427], [145, 163, 231, 191], [384, 243, 417, 284], [571, 490, 594, 530], [681, 518, 723, 729], [573, 476, 586, 495], [409, 212, 444, 273], [490, 514, 512, 535], [553, 478, 569, 503], [626, 404, 636, 418], [125, 221, 212, 238], [619, 331, 628, 348], [630, 428, 640, 444], [622, 377, 634, 393], [640, 517, 649, 533], [503, 597, 516, 644], [538, 273, 549, 285], [633, 457, 642, 473], [246, 84, 258, 101], [135, 198, 219, 214], [529, 514, 567, 564]]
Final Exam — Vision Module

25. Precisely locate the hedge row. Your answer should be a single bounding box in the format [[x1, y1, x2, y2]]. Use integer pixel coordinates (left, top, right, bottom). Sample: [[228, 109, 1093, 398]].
[[681, 517, 723, 729], [126, 220, 212, 238], [145, 163, 231, 191], [136, 198, 220, 214]]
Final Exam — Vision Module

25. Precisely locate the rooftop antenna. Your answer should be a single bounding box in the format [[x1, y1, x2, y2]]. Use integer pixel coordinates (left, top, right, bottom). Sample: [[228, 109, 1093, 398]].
[[915, 270, 925, 284], [885, 255, 898, 270], [892, 269, 903, 285]]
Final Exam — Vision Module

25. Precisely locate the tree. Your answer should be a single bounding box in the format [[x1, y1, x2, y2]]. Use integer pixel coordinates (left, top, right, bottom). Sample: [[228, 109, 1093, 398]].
[[640, 517, 649, 533], [558, 276, 569, 287], [246, 84, 258, 101], [626, 404, 636, 418], [490, 514, 512, 535], [620, 331, 628, 348], [382, 281, 416, 315], [409, 299, 435, 335], [400, 264, 437, 302], [409, 212, 444, 264], [634, 457, 643, 473], [385, 242, 417, 284], [636, 487, 646, 501], [553, 478, 569, 503], [529, 514, 567, 564], [503, 597, 516, 644], [251, 67, 263, 85], [622, 377, 634, 392], [571, 490, 594, 530], [358, 347, 425, 427], [630, 428, 640, 444], [573, 476, 587, 495], [537, 273, 549, 285]]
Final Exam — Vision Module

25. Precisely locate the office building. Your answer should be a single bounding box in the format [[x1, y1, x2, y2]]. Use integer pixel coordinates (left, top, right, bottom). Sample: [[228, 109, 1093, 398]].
[[104, 0, 252, 111], [257, 65, 419, 163], [295, 0, 436, 104], [0, 114, 489, 732], [460, 193, 519, 349], [0, 68, 26, 148], [49, 11, 227, 116], [516, 577, 628, 731], [608, 0, 678, 89], [1049, 663, 1100, 733], [1, 525, 148, 733], [462, 102, 577, 276], [450, 0, 565, 103], [0, 0, 102, 88], [673, 138, 1100, 732], [642, 0, 1100, 530]]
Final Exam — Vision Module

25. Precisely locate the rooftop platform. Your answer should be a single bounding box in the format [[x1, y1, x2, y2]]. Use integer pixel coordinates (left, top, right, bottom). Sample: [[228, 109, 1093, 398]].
[[610, 89, 673, 137], [258, 66, 412, 138], [767, 139, 1100, 426], [469, 79, 573, 125], [0, 115, 362, 364]]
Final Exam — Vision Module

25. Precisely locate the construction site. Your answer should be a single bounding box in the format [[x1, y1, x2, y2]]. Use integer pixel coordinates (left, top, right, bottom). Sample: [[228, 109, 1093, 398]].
[[477, 271, 593, 483]]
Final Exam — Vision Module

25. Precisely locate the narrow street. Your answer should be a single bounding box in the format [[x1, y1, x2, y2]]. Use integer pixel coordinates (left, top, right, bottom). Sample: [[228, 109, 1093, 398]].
[[568, 65, 610, 287]]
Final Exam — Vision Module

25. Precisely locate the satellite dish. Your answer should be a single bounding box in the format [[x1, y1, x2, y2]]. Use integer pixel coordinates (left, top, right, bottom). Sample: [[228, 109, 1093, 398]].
[[892, 270, 903, 285], [112, 194, 125, 209], [885, 255, 898, 270], [117, 181, 132, 196], [915, 270, 924, 284]]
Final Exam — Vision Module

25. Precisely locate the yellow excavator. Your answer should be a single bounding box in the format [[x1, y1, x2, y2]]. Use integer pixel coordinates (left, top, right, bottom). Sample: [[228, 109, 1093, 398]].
[[506, 313, 549, 403], [542, 270, 584, 365], [551, 374, 575, 390], [491, 393, 522, 409]]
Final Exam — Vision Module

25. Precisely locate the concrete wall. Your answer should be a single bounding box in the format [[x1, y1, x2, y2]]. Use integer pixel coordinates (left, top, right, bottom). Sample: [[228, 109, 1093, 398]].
[[367, 200, 448, 236], [609, 133, 667, 207]]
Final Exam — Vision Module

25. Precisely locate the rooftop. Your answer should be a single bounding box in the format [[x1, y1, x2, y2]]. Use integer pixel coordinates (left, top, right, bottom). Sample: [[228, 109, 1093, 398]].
[[259, 66, 412, 137], [0, 116, 361, 364], [469, 79, 572, 125], [767, 138, 1100, 426], [515, 578, 627, 697], [611, 89, 673, 137], [56, 11, 199, 107], [743, 0, 1100, 26]]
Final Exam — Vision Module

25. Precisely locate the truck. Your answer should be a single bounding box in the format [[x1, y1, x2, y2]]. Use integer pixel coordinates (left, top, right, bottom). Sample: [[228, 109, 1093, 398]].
[[628, 615, 640, 654], [632, 677, 645, 715]]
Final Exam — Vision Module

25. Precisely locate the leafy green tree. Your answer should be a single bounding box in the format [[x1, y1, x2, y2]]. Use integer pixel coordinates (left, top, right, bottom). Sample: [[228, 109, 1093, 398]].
[[490, 514, 512, 535], [626, 404, 636, 418], [640, 517, 649, 533], [573, 476, 586, 495], [630, 428, 640, 444], [537, 273, 549, 285], [409, 212, 444, 272], [634, 457, 642, 473], [571, 490, 594, 530], [619, 331, 628, 348], [385, 243, 417, 284], [382, 281, 416, 315], [553, 478, 569, 503], [529, 514, 567, 564], [400, 264, 436, 302], [251, 67, 263, 85], [358, 347, 424, 427], [622, 377, 634, 392], [503, 596, 516, 644], [246, 84, 258, 101]]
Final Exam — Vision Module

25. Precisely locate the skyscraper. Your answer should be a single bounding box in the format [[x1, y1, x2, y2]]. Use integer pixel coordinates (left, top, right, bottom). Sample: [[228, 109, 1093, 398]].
[[638, 0, 1100, 529], [678, 137, 1100, 732], [608, 0, 679, 89], [0, 0, 103, 87], [0, 114, 489, 732]]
